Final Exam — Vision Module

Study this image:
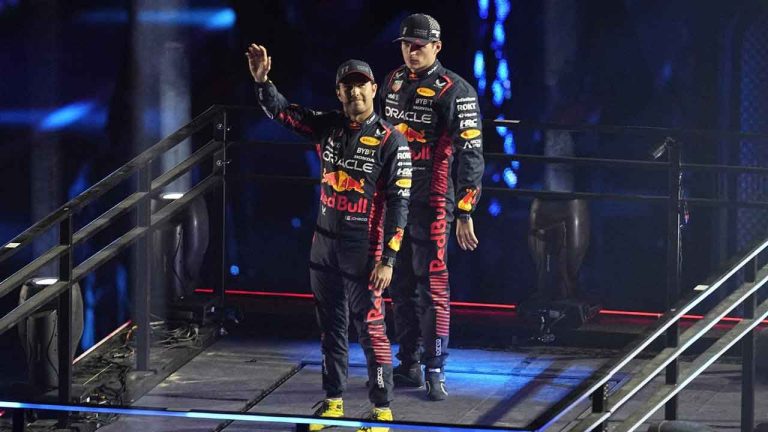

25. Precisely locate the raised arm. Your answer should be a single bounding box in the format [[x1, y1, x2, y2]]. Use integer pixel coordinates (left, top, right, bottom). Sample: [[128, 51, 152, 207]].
[[246, 43, 328, 140]]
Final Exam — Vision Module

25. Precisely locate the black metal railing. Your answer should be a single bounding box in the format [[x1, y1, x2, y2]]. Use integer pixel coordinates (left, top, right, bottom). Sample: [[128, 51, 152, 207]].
[[0, 105, 230, 428], [2, 106, 768, 431]]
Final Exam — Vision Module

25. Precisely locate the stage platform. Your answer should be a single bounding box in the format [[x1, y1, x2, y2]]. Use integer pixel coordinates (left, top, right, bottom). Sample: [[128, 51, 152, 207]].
[[96, 336, 768, 431], [2, 294, 767, 431]]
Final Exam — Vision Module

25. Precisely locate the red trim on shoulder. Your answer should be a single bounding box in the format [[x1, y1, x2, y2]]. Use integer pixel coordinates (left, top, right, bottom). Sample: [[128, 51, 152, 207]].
[[437, 74, 454, 99], [378, 122, 393, 149]]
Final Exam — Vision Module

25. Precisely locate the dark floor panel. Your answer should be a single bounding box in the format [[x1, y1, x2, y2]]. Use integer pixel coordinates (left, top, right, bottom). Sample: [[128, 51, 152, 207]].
[[227, 343, 615, 431]]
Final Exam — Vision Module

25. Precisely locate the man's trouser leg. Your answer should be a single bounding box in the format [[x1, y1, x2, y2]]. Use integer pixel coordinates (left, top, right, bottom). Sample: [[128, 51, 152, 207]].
[[339, 240, 393, 406], [389, 230, 422, 366], [310, 234, 349, 398], [411, 215, 451, 370]]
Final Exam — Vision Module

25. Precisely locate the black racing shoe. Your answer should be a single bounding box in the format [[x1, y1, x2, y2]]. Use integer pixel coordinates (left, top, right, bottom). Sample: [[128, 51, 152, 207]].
[[393, 363, 424, 388], [424, 368, 447, 401]]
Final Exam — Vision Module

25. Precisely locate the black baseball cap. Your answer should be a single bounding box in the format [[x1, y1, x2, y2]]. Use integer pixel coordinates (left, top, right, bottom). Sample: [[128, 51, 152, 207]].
[[393, 13, 441, 44], [335, 59, 375, 85]]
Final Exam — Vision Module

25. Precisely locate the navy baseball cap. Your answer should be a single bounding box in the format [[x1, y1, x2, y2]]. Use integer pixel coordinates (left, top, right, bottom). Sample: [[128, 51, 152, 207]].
[[335, 59, 375, 85], [393, 13, 441, 44]]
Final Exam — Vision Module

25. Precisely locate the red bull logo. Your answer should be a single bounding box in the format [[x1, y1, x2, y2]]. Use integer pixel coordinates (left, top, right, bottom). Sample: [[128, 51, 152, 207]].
[[457, 188, 478, 212], [321, 169, 365, 193], [411, 145, 431, 161], [395, 123, 427, 143], [366, 295, 384, 323], [320, 190, 369, 214], [387, 227, 404, 252]]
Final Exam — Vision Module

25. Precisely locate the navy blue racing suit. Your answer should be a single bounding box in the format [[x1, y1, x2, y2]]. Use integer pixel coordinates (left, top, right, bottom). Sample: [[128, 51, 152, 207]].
[[379, 60, 484, 370], [256, 80, 412, 405]]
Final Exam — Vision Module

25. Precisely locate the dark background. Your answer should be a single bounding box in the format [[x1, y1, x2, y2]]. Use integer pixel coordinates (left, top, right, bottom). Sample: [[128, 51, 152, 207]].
[[2, 0, 768, 351]]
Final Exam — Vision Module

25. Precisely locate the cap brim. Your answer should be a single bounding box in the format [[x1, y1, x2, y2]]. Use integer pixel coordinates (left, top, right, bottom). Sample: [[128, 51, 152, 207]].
[[393, 36, 435, 44], [337, 71, 374, 84]]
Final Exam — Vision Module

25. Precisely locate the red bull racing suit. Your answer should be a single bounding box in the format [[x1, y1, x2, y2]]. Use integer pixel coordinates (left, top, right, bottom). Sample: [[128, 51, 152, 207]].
[[256, 81, 412, 406], [379, 60, 484, 371]]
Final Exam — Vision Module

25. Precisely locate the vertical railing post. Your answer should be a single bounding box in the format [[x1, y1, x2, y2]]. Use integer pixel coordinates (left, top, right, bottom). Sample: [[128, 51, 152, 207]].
[[741, 256, 757, 432], [664, 137, 682, 420], [56, 210, 73, 428], [212, 109, 229, 303], [591, 383, 608, 431], [134, 166, 152, 370]]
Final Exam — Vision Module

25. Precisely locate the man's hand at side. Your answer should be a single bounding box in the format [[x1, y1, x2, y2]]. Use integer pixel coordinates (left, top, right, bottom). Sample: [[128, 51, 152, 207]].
[[369, 262, 393, 295], [456, 217, 479, 251]]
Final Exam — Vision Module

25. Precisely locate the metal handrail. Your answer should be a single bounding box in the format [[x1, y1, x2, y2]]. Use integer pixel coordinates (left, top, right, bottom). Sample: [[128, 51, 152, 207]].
[[529, 235, 768, 431], [0, 104, 228, 429], [0, 106, 223, 264]]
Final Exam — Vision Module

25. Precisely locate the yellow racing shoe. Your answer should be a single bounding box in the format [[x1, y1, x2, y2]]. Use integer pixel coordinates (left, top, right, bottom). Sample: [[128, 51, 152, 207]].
[[309, 398, 344, 431], [356, 406, 393, 432]]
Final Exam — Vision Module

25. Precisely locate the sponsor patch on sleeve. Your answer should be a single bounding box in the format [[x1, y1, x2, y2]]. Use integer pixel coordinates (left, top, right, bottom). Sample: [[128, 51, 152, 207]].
[[395, 178, 412, 188], [459, 129, 482, 140]]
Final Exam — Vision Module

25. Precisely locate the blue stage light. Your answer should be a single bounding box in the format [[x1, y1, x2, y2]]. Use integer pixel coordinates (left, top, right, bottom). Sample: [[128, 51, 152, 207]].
[[230, 265, 240, 276], [473, 51, 485, 79], [503, 167, 518, 188], [492, 80, 504, 107], [511, 160, 520, 170], [503, 133, 516, 154], [39, 101, 93, 131], [488, 198, 502, 217], [492, 172, 501, 183], [478, 0, 489, 19], [78, 8, 235, 30], [495, 0, 511, 21], [493, 22, 505, 46], [477, 76, 486, 95], [206, 8, 236, 29], [496, 59, 509, 81], [291, 217, 302, 229]]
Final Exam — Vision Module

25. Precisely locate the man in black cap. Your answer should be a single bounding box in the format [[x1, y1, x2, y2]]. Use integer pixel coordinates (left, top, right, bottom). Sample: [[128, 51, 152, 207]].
[[247, 44, 412, 431], [379, 13, 485, 401]]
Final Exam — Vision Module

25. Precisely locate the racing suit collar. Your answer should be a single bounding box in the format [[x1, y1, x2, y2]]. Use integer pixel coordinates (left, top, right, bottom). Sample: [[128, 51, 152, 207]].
[[406, 60, 442, 81], [345, 111, 377, 130]]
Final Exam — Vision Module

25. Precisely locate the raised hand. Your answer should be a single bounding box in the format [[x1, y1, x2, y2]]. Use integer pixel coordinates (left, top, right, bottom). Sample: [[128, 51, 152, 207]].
[[246, 44, 271, 83]]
